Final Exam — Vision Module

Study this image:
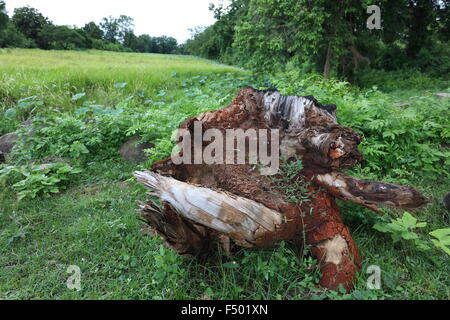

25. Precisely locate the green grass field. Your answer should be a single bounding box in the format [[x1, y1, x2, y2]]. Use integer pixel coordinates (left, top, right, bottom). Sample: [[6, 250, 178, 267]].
[[0, 49, 449, 300]]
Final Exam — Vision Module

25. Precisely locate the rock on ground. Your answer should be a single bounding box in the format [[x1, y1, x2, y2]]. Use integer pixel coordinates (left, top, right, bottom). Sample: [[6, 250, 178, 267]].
[[435, 93, 450, 99], [0, 132, 18, 162], [119, 136, 153, 164], [0, 119, 35, 163], [444, 192, 450, 212]]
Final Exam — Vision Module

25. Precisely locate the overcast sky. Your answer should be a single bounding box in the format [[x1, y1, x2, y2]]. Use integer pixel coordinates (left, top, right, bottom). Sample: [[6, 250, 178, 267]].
[[4, 0, 230, 43]]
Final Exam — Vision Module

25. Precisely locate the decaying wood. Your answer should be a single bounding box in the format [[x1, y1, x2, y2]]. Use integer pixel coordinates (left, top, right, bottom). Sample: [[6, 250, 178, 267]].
[[313, 172, 427, 213], [135, 171, 283, 247], [134, 87, 426, 292], [135, 170, 362, 292]]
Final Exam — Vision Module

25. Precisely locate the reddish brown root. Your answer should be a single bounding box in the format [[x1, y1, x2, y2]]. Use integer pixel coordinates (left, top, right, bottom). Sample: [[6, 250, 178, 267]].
[[301, 189, 361, 291]]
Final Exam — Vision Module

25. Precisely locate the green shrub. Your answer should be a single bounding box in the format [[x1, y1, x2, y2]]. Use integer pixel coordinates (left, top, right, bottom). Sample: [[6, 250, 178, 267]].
[[373, 212, 431, 251], [429, 228, 450, 256], [374, 212, 450, 257], [0, 162, 82, 200], [413, 43, 450, 77], [355, 69, 449, 92]]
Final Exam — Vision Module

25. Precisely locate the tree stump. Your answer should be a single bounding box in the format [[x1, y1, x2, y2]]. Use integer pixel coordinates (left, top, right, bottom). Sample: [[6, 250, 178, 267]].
[[134, 88, 426, 292]]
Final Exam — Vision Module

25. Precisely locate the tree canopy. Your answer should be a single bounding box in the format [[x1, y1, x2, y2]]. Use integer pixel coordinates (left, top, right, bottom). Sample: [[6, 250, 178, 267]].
[[0, 2, 182, 54], [185, 0, 450, 79], [0, 1, 8, 31]]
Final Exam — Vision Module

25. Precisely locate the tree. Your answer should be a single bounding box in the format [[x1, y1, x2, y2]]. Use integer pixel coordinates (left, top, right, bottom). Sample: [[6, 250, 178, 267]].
[[135, 34, 157, 53], [154, 36, 178, 54], [207, 0, 249, 60], [123, 30, 137, 49], [116, 15, 134, 42], [233, 0, 328, 74], [11, 6, 50, 40], [406, 0, 437, 59], [1, 4, 184, 54], [100, 16, 119, 43], [100, 15, 134, 43], [436, 0, 450, 41], [0, 23, 35, 48], [185, 26, 219, 59], [1, 2, 37, 48], [185, 1, 249, 61], [190, 0, 449, 78], [0, 1, 8, 32], [38, 24, 88, 50], [83, 22, 103, 40], [233, 0, 376, 77]]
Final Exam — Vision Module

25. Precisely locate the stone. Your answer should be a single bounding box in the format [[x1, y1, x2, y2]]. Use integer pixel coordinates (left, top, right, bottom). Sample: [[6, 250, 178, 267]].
[[21, 119, 34, 127], [119, 136, 153, 164], [435, 93, 450, 99], [0, 132, 18, 155], [444, 192, 450, 212], [0, 119, 35, 163]]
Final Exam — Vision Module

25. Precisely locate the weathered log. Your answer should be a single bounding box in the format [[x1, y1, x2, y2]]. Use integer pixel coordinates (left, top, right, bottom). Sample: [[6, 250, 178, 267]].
[[312, 172, 427, 213], [135, 87, 426, 292], [135, 171, 284, 248]]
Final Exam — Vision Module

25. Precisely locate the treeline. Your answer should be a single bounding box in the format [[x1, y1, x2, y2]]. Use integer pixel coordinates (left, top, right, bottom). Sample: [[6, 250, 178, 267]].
[[0, 1, 181, 54], [185, 0, 450, 80]]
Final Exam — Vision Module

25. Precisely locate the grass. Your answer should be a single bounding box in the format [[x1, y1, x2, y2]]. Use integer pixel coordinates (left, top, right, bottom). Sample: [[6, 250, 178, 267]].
[[0, 49, 242, 134], [0, 49, 449, 300]]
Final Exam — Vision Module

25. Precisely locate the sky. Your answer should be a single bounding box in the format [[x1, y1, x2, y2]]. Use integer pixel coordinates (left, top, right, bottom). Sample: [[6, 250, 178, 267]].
[[4, 0, 230, 43]]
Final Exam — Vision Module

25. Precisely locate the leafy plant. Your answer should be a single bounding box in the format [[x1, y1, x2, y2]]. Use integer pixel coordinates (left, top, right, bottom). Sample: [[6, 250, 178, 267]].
[[0, 162, 82, 200], [151, 244, 187, 297], [373, 212, 430, 251], [3, 96, 44, 121], [429, 228, 450, 256], [114, 82, 127, 89], [71, 92, 86, 101]]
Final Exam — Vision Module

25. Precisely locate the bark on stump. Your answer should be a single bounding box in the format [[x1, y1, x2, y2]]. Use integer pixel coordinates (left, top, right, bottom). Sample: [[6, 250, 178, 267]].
[[134, 88, 426, 292]]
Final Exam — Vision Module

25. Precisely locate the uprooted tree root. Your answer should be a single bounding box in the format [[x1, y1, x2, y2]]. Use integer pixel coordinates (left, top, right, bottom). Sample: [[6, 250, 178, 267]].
[[134, 87, 426, 292]]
